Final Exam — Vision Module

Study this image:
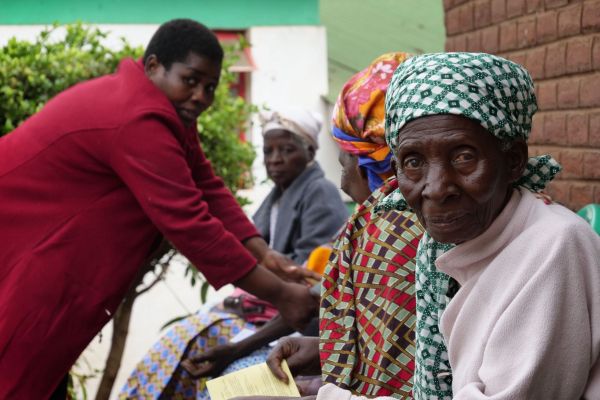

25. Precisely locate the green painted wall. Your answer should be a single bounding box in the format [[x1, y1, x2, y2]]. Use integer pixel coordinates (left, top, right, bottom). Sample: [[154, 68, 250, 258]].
[[0, 0, 319, 28], [321, 0, 445, 102]]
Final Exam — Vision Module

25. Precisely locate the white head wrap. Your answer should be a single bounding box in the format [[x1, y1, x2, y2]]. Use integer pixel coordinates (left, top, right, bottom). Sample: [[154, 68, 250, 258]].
[[260, 108, 323, 149]]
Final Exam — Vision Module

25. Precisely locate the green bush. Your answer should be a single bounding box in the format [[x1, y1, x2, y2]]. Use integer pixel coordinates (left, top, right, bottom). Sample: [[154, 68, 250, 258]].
[[0, 22, 256, 198]]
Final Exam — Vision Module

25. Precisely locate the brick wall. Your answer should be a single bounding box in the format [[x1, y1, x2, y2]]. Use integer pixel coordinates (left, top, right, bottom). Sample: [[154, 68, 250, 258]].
[[445, 0, 600, 210]]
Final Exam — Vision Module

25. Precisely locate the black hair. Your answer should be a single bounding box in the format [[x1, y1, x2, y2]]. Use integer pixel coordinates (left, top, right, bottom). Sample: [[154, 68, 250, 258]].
[[143, 19, 224, 69]]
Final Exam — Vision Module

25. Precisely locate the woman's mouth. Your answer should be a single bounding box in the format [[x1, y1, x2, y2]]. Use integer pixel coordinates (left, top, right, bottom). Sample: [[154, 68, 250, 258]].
[[426, 212, 469, 229], [178, 108, 200, 124]]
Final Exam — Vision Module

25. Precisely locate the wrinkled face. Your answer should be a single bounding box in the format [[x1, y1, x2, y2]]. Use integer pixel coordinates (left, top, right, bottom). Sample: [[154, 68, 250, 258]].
[[338, 151, 371, 204], [145, 52, 221, 127], [263, 129, 313, 190], [393, 114, 525, 244]]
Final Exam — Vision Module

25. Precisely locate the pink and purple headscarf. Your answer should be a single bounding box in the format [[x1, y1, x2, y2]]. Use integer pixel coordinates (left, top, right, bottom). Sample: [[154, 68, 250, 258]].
[[331, 52, 411, 191]]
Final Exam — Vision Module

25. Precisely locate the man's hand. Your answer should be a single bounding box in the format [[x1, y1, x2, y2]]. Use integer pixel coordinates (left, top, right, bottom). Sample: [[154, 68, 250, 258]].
[[267, 336, 321, 383], [262, 249, 320, 284], [180, 343, 238, 378], [271, 283, 319, 332]]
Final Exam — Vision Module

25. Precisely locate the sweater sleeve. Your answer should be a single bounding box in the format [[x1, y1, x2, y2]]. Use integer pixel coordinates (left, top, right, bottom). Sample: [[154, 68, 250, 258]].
[[453, 222, 600, 400], [316, 383, 396, 400], [109, 115, 256, 288], [291, 180, 347, 263]]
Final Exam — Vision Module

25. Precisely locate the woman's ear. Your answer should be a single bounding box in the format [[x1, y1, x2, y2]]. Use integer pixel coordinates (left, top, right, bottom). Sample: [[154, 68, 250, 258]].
[[391, 158, 398, 177], [505, 139, 528, 183], [144, 54, 160, 77], [307, 145, 316, 162]]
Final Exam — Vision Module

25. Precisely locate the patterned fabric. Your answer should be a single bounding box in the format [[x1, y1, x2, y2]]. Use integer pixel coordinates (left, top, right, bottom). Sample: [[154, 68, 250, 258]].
[[332, 52, 411, 191], [412, 234, 455, 399], [320, 178, 424, 398], [119, 310, 263, 399], [379, 52, 563, 399]]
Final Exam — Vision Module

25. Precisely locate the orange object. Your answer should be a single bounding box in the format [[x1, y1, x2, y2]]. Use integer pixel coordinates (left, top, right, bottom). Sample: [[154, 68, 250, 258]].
[[306, 245, 333, 275]]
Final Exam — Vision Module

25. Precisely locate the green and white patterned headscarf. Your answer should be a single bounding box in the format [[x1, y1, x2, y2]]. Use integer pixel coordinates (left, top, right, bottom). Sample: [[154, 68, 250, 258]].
[[379, 52, 561, 400], [380, 52, 561, 211]]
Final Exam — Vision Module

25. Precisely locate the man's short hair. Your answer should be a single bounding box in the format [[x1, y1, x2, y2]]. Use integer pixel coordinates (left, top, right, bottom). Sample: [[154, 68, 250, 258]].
[[143, 19, 224, 69]]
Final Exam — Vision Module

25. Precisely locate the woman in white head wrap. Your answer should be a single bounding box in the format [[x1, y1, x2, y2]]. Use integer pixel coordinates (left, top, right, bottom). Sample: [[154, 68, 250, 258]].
[[254, 107, 347, 263]]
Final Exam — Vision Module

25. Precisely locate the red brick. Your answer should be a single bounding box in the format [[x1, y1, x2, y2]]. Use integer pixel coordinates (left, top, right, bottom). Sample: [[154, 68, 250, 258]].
[[467, 31, 483, 52], [583, 151, 600, 178], [527, 0, 543, 13], [557, 78, 580, 109], [443, 0, 454, 11], [566, 36, 593, 73], [545, 42, 567, 78], [567, 112, 589, 145], [506, 52, 526, 68], [481, 26, 500, 53], [446, 7, 461, 35], [517, 17, 537, 48], [538, 81, 558, 110], [525, 46, 546, 79], [546, 181, 570, 205], [580, 74, 600, 107], [570, 183, 594, 210], [560, 149, 584, 178], [446, 37, 455, 52], [558, 4, 582, 38], [595, 185, 600, 204], [474, 0, 492, 29], [529, 113, 545, 144], [545, 0, 569, 9], [454, 34, 468, 51], [590, 112, 600, 146], [507, 0, 525, 18], [459, 3, 475, 33], [537, 11, 558, 43], [500, 21, 518, 51], [544, 112, 567, 144], [582, 0, 600, 33], [491, 0, 507, 23], [593, 36, 600, 70]]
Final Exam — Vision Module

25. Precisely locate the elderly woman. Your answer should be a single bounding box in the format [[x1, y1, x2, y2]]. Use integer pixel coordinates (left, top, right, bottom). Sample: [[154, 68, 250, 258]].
[[380, 52, 600, 399], [120, 108, 347, 399], [254, 108, 348, 263]]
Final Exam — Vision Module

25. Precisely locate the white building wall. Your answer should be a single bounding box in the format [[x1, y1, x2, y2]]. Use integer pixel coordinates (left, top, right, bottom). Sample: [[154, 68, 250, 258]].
[[0, 23, 335, 399], [243, 26, 343, 214]]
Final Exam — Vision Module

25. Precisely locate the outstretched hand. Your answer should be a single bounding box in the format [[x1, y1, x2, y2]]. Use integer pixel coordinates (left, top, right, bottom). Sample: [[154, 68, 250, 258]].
[[267, 336, 321, 383], [181, 343, 237, 378], [261, 249, 321, 285]]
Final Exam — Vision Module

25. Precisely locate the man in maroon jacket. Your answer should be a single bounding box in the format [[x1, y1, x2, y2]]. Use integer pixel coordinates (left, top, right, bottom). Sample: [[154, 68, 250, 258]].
[[0, 19, 317, 399]]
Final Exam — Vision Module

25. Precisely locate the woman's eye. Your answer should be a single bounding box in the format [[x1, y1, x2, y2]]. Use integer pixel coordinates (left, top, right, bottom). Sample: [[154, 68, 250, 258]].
[[186, 78, 198, 86], [402, 157, 422, 169], [453, 152, 475, 164], [206, 84, 216, 94]]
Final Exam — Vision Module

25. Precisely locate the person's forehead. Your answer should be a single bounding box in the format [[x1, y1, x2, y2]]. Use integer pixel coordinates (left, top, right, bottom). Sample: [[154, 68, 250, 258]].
[[396, 115, 496, 148], [263, 129, 298, 142]]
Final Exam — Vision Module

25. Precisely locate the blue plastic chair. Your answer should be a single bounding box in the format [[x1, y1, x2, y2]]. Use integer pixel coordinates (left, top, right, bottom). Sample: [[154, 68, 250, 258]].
[[577, 204, 600, 235]]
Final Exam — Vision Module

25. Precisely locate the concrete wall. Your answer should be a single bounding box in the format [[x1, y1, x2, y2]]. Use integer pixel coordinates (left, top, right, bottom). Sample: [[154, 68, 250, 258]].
[[444, 0, 600, 210], [245, 25, 342, 208]]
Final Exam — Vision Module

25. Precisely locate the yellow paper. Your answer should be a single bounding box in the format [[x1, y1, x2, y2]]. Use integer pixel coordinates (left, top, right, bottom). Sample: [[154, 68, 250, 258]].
[[206, 360, 300, 400]]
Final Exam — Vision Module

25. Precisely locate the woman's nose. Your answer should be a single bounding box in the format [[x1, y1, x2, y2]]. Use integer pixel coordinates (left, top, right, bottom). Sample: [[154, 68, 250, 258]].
[[191, 86, 209, 106], [422, 163, 459, 203]]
